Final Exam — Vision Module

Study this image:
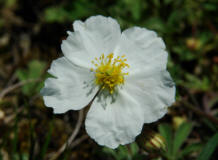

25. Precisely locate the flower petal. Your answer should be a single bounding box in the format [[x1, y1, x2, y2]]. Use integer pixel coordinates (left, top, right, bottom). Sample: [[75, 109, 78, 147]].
[[61, 15, 121, 68], [115, 27, 167, 73], [125, 70, 176, 123], [40, 57, 98, 113], [85, 89, 144, 149]]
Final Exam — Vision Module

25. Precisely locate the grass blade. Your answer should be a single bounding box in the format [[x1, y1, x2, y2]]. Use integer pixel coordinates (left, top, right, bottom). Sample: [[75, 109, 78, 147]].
[[178, 143, 202, 159], [40, 121, 53, 159], [173, 122, 192, 155], [197, 133, 218, 160], [158, 123, 173, 154]]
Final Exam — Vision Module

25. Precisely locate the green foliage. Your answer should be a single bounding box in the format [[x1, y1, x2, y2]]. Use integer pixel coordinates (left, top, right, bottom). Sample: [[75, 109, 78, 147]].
[[173, 122, 192, 155], [179, 143, 203, 159], [184, 74, 210, 91], [16, 60, 46, 96], [0, 0, 17, 8], [103, 143, 145, 160], [158, 122, 202, 160], [44, 7, 70, 23], [11, 154, 29, 160], [158, 123, 173, 155], [40, 122, 53, 159], [144, 17, 166, 34], [197, 133, 218, 160], [44, 0, 95, 23]]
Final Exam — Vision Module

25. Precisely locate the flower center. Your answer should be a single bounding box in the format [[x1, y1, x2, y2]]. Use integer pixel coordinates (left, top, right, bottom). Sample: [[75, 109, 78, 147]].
[[91, 53, 129, 94]]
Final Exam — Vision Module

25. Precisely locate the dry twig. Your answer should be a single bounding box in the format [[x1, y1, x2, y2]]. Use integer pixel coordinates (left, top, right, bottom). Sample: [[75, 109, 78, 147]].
[[181, 100, 218, 125], [70, 134, 89, 149], [0, 79, 41, 99], [49, 110, 84, 160]]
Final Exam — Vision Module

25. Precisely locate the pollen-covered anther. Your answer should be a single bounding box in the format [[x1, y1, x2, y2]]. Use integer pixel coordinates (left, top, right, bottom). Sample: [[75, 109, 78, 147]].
[[91, 53, 129, 94]]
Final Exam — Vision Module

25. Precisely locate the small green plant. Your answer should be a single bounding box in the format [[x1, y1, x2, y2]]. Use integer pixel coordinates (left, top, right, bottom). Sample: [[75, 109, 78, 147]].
[[103, 143, 145, 160], [158, 122, 202, 160], [197, 133, 218, 160], [16, 60, 46, 96]]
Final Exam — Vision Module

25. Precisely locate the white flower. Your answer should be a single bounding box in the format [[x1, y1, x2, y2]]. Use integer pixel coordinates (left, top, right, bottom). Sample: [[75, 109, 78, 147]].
[[41, 15, 176, 149]]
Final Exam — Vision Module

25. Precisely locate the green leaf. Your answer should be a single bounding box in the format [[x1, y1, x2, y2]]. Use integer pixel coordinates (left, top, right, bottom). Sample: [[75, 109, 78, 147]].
[[20, 154, 29, 160], [44, 0, 94, 23], [103, 143, 140, 160], [102, 147, 118, 160], [184, 74, 210, 91], [117, 145, 129, 159], [4, 0, 17, 7], [28, 60, 46, 79], [130, 143, 139, 156], [44, 7, 69, 23], [173, 122, 192, 155], [164, 0, 173, 5], [16, 60, 46, 96], [144, 17, 166, 34], [40, 122, 53, 159], [158, 124, 173, 154], [178, 143, 202, 159], [16, 70, 28, 81], [129, 0, 142, 21], [197, 133, 218, 160], [203, 119, 218, 132], [204, 3, 217, 11]]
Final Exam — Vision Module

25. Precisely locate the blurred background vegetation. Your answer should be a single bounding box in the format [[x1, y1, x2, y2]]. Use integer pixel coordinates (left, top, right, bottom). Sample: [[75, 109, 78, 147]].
[[0, 0, 218, 159]]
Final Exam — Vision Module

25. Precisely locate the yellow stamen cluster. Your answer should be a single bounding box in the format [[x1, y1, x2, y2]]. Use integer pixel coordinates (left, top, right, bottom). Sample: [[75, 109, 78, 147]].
[[91, 53, 129, 94]]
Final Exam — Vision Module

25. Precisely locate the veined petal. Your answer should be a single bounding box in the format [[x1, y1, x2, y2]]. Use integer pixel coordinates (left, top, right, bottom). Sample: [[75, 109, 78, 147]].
[[61, 15, 121, 68], [115, 26, 167, 73], [124, 70, 176, 123], [40, 57, 98, 113], [85, 89, 144, 149]]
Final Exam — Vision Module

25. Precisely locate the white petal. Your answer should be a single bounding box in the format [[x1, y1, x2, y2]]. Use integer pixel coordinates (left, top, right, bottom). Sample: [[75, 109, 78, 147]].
[[85, 89, 144, 149], [115, 27, 167, 74], [61, 15, 121, 68], [40, 57, 98, 113], [125, 70, 176, 123]]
